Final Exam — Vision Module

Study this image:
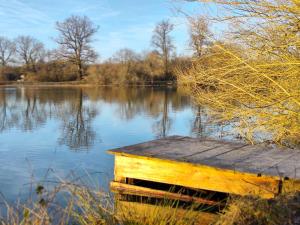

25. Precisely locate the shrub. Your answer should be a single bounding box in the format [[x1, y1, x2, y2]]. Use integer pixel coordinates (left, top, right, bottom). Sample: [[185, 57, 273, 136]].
[[0, 66, 21, 81]]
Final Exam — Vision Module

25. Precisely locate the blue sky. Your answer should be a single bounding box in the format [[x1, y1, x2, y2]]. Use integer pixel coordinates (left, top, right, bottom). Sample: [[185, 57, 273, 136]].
[[0, 0, 220, 60]]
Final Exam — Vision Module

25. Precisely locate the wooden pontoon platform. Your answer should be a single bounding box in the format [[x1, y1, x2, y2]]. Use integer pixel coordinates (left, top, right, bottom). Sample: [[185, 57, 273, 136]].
[[108, 136, 300, 199]]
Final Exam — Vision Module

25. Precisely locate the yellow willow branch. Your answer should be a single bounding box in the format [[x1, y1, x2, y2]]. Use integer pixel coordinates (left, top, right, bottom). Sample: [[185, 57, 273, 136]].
[[196, 77, 261, 101], [214, 43, 300, 107], [256, 62, 300, 67]]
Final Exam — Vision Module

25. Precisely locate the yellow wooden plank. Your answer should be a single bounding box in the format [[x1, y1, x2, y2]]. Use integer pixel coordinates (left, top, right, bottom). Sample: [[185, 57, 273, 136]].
[[282, 179, 300, 193], [110, 181, 222, 206], [114, 154, 280, 199], [116, 200, 218, 225]]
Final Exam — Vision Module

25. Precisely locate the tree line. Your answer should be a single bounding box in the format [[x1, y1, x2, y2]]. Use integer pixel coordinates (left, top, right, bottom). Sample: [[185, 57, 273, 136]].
[[0, 15, 98, 81], [0, 14, 211, 84]]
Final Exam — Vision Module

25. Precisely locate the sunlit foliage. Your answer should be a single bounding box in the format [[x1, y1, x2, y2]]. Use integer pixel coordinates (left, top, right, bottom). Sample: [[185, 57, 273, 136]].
[[178, 0, 300, 146]]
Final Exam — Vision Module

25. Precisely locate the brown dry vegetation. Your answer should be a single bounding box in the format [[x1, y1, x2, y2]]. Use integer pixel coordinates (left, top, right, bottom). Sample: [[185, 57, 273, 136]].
[[86, 53, 186, 85], [25, 61, 78, 82], [0, 66, 21, 81], [0, 181, 207, 225], [0, 53, 183, 84], [216, 193, 300, 225], [1, 180, 299, 225]]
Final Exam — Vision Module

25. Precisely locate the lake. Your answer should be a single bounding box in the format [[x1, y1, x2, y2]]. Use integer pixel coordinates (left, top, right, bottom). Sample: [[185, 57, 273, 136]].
[[0, 86, 229, 202]]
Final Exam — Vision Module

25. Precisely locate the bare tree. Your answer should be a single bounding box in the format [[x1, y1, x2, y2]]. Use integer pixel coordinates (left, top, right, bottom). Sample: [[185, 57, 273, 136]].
[[188, 16, 211, 57], [112, 48, 138, 64], [151, 20, 175, 78], [0, 37, 16, 66], [15, 36, 45, 71], [111, 48, 139, 76], [55, 15, 99, 80]]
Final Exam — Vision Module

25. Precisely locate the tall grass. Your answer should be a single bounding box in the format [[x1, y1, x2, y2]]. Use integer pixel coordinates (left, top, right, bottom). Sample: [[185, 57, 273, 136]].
[[216, 192, 300, 225], [0, 179, 209, 225], [1, 179, 299, 225]]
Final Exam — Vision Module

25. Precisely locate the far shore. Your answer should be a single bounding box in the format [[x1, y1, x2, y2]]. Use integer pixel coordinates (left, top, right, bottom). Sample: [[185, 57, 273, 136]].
[[0, 80, 177, 87]]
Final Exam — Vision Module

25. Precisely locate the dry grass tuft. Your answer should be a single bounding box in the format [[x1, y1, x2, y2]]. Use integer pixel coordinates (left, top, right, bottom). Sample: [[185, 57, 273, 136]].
[[0, 181, 207, 225], [216, 192, 300, 225]]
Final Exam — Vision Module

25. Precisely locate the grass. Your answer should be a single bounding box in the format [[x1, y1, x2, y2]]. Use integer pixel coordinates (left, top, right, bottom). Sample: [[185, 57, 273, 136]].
[[0, 176, 299, 225], [0, 176, 212, 225], [216, 192, 300, 225]]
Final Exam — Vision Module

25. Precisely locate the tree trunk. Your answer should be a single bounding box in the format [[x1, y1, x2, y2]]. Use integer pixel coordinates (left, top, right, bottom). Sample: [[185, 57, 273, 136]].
[[77, 61, 83, 80], [164, 55, 168, 80]]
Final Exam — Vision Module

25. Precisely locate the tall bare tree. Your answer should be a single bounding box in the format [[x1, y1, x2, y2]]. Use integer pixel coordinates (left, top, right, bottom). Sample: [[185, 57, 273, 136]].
[[0, 37, 16, 66], [55, 15, 98, 80], [15, 36, 45, 71], [151, 20, 175, 78], [188, 16, 211, 57]]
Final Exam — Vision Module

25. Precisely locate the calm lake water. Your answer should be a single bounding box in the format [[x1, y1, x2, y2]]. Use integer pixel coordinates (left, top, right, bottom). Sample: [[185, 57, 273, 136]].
[[0, 86, 229, 202]]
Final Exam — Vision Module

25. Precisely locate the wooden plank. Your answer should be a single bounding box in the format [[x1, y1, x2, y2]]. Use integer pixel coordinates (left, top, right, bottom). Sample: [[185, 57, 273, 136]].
[[109, 136, 300, 179], [116, 200, 218, 225], [109, 138, 221, 160], [191, 145, 272, 173], [109, 136, 185, 155], [183, 143, 248, 163], [150, 140, 223, 158], [114, 154, 280, 199], [110, 181, 223, 206], [265, 153, 300, 179], [231, 148, 299, 177], [108, 136, 245, 160], [195, 145, 296, 176], [211, 144, 271, 164]]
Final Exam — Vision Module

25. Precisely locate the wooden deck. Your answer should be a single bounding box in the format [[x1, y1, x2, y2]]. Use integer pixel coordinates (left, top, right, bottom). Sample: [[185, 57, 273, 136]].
[[108, 136, 300, 199]]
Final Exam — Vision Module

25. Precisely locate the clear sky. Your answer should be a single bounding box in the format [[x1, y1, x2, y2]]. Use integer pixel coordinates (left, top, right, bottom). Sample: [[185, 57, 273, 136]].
[[0, 0, 220, 60]]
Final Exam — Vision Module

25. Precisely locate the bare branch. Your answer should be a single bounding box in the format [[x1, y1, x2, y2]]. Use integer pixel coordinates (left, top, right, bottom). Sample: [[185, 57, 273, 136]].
[[0, 37, 16, 66], [151, 20, 175, 77]]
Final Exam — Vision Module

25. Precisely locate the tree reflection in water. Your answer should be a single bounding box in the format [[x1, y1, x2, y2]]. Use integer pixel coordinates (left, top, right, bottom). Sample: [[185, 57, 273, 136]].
[[58, 89, 97, 150], [153, 89, 171, 138], [0, 85, 234, 203], [191, 106, 204, 138], [0, 86, 218, 151]]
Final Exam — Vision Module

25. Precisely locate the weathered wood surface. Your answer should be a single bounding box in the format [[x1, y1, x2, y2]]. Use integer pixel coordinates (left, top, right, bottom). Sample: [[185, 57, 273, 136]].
[[110, 181, 222, 206], [108, 136, 300, 180]]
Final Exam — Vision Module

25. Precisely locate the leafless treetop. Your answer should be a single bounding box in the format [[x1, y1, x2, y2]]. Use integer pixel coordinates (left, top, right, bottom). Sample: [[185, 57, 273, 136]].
[[0, 36, 16, 66], [15, 36, 45, 70], [188, 16, 212, 57], [151, 20, 175, 76], [55, 15, 99, 79]]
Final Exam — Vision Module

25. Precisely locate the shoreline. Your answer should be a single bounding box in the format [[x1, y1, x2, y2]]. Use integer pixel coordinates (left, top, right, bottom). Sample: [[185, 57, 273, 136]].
[[0, 81, 177, 88]]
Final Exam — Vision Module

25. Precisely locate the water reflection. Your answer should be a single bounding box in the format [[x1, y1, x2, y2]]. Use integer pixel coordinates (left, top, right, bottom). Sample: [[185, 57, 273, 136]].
[[153, 89, 171, 138], [0, 86, 229, 201], [0, 86, 193, 149], [58, 89, 97, 149]]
